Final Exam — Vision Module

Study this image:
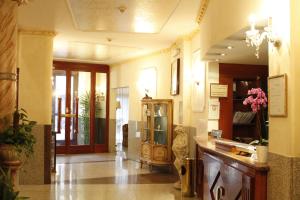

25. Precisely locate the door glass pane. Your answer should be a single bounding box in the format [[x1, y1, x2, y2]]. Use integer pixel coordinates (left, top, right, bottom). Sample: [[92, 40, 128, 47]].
[[95, 73, 107, 144], [52, 70, 66, 146], [154, 104, 168, 145], [142, 103, 151, 143], [70, 71, 91, 145]]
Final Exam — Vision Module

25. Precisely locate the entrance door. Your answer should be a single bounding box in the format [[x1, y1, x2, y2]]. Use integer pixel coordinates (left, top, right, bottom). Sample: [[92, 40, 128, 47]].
[[52, 62, 109, 154]]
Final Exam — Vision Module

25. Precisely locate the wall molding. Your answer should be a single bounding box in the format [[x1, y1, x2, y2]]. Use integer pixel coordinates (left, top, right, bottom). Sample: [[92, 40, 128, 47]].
[[18, 29, 56, 37], [111, 47, 171, 66], [196, 0, 210, 24]]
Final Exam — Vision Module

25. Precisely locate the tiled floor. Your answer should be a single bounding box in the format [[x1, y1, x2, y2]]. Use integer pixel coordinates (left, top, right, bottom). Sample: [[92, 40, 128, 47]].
[[19, 152, 197, 200]]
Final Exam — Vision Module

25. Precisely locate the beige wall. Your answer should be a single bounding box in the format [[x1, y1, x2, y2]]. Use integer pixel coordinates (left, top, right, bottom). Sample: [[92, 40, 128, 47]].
[[110, 50, 173, 122], [18, 32, 54, 124], [290, 0, 300, 157], [109, 0, 300, 159]]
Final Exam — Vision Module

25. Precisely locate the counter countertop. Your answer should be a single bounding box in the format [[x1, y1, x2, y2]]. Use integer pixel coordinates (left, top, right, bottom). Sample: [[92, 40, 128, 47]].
[[194, 136, 269, 171]]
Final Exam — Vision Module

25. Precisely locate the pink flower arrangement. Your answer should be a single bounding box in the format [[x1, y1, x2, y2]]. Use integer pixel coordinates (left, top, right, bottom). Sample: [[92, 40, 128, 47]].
[[243, 88, 268, 112]]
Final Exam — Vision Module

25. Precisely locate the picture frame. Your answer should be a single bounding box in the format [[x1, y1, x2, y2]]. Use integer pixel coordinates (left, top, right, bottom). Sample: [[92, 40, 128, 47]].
[[170, 58, 180, 95], [268, 74, 287, 117], [210, 83, 228, 97]]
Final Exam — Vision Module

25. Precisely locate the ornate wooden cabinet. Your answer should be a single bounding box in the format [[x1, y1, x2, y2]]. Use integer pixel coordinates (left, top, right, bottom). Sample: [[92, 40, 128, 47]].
[[140, 99, 173, 170], [196, 141, 269, 200]]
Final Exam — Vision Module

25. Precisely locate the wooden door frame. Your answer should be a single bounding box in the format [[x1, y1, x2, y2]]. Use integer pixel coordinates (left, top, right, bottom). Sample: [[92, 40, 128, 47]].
[[53, 61, 110, 154]]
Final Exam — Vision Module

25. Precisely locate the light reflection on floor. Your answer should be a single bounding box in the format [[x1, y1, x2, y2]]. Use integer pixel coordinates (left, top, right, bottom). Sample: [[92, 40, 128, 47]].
[[19, 152, 197, 200]]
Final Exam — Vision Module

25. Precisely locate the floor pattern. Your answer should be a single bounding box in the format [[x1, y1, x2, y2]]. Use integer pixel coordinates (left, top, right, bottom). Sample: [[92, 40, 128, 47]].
[[19, 153, 197, 200]]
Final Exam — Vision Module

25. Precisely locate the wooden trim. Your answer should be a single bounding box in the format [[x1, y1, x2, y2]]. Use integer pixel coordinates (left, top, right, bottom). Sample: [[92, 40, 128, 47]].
[[53, 61, 109, 72], [53, 61, 110, 154], [44, 125, 52, 184]]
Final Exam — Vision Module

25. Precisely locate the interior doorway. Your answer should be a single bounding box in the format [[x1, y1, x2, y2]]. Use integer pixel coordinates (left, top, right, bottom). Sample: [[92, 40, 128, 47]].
[[115, 87, 129, 152], [52, 61, 110, 154]]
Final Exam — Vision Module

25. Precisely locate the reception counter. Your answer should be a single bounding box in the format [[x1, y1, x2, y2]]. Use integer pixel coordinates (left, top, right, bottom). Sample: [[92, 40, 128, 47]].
[[194, 137, 269, 200]]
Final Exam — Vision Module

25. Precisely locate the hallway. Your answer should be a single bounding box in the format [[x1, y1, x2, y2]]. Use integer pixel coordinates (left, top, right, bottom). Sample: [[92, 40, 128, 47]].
[[19, 153, 195, 200]]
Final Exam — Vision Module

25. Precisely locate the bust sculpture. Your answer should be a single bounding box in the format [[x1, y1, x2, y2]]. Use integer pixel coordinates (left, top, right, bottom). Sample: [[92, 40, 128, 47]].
[[172, 125, 189, 189]]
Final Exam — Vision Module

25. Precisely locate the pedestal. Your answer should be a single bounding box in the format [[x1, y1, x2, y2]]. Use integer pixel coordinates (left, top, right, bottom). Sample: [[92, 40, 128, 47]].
[[2, 160, 21, 187]]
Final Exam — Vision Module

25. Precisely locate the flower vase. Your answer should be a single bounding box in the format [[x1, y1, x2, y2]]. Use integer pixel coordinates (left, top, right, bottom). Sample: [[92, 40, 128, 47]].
[[256, 145, 268, 163]]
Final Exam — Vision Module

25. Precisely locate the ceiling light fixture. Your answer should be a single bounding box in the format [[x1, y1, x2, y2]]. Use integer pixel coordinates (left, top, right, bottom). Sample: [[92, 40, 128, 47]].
[[227, 46, 233, 50], [220, 53, 226, 56], [245, 15, 281, 59]]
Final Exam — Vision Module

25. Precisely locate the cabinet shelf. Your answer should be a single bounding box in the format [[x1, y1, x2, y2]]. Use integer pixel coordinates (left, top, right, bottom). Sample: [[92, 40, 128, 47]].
[[154, 129, 166, 132], [154, 115, 167, 118]]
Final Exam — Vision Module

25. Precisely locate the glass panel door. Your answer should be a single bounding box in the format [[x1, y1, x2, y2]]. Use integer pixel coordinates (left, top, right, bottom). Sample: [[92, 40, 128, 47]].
[[70, 71, 91, 146], [153, 103, 168, 145], [52, 70, 66, 146], [95, 73, 107, 144], [52, 61, 109, 154]]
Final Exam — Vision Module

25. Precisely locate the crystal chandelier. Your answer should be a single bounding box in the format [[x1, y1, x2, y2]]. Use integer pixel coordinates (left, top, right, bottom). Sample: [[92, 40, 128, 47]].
[[245, 16, 281, 59]]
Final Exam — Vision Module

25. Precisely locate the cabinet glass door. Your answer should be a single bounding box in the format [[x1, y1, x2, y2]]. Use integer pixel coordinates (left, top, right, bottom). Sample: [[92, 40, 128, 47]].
[[153, 103, 168, 145], [142, 103, 151, 143]]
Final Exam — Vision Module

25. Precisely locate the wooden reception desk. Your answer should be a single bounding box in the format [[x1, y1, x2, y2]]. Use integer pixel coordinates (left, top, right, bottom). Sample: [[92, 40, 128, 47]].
[[194, 137, 269, 200]]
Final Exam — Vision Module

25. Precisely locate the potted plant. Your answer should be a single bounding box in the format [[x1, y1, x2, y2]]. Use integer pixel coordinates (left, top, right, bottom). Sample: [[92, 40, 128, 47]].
[[0, 109, 36, 163], [243, 88, 268, 163]]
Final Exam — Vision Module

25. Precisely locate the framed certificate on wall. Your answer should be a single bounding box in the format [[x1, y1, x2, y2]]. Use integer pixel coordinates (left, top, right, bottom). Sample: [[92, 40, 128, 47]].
[[210, 83, 228, 97], [268, 74, 287, 117]]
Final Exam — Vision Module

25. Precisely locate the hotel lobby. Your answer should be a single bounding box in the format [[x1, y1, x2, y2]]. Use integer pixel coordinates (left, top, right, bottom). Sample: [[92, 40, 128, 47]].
[[0, 0, 300, 199]]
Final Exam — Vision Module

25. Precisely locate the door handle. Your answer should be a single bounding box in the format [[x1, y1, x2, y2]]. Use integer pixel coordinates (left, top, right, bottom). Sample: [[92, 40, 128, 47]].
[[57, 98, 62, 134]]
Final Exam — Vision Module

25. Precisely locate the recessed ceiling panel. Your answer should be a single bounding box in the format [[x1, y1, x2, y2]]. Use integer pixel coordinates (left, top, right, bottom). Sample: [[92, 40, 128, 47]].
[[53, 40, 141, 61], [67, 0, 180, 33]]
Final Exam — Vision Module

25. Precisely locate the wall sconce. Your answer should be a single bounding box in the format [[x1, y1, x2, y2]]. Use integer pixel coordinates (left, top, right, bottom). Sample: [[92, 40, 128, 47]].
[[245, 15, 281, 58]]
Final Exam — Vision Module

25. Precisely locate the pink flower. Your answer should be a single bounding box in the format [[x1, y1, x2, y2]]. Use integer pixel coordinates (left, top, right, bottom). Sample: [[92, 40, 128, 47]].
[[243, 88, 268, 113]]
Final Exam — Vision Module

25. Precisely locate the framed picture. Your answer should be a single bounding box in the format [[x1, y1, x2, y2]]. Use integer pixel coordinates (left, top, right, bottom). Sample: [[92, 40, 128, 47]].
[[268, 74, 287, 117], [171, 58, 180, 95], [210, 83, 228, 97]]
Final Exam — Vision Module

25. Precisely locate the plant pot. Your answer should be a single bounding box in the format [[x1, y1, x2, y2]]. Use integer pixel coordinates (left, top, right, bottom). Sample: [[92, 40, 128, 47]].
[[0, 144, 18, 162], [256, 145, 268, 163]]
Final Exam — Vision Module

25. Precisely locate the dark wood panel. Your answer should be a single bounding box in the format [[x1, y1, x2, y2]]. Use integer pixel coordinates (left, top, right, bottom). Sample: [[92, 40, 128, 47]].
[[44, 125, 52, 184], [219, 63, 268, 140], [196, 144, 268, 200]]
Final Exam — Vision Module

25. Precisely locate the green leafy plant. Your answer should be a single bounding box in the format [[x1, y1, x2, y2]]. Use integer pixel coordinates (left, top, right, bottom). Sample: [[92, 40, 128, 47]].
[[79, 92, 103, 145], [0, 109, 36, 159], [0, 167, 29, 200]]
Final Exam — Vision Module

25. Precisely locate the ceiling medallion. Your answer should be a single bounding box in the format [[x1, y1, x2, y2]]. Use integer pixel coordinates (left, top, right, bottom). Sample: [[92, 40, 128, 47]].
[[11, 0, 30, 6]]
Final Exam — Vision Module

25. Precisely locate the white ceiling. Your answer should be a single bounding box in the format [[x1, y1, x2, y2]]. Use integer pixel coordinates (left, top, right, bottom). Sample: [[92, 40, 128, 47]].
[[18, 0, 201, 64], [203, 27, 268, 65]]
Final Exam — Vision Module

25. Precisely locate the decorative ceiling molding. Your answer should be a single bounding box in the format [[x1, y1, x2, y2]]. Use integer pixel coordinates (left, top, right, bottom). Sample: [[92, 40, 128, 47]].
[[11, 0, 30, 6], [111, 47, 171, 66], [18, 29, 56, 37], [196, 0, 210, 24]]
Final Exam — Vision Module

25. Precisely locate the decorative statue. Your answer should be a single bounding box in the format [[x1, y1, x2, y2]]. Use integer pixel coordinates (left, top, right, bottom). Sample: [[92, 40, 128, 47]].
[[172, 125, 189, 189]]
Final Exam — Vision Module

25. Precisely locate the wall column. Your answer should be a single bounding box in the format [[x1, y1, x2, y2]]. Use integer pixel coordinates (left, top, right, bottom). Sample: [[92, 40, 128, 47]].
[[0, 0, 18, 132]]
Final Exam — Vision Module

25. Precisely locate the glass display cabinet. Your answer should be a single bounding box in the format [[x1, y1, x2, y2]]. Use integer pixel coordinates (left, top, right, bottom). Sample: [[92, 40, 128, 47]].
[[140, 99, 173, 171]]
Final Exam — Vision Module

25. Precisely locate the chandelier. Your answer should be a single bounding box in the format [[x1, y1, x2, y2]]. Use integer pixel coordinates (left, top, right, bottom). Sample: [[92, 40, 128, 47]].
[[245, 16, 281, 59]]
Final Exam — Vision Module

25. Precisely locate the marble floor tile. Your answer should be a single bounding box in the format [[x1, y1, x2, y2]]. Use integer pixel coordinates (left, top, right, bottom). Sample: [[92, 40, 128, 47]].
[[19, 153, 198, 200]]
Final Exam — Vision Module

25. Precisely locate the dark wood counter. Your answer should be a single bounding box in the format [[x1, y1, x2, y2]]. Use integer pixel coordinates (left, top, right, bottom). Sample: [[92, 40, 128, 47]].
[[194, 137, 269, 200]]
